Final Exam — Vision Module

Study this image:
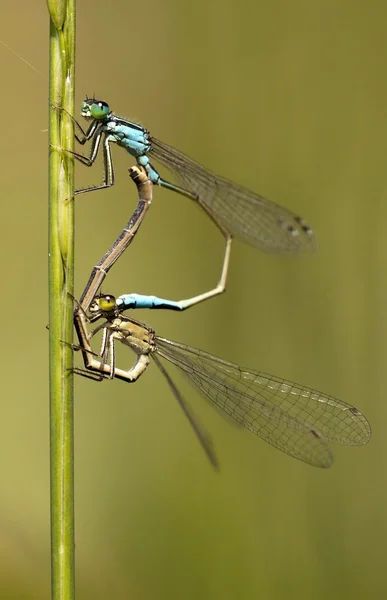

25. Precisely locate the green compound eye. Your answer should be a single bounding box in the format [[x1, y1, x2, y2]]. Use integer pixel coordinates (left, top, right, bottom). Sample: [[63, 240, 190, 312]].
[[89, 101, 110, 119]]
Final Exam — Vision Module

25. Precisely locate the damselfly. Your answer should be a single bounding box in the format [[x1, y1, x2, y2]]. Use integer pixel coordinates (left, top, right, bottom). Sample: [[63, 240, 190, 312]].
[[64, 98, 315, 251], [74, 294, 371, 468], [58, 98, 315, 310]]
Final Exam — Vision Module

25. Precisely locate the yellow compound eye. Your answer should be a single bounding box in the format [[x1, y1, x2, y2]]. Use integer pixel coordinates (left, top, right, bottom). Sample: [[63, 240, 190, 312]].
[[97, 294, 116, 312]]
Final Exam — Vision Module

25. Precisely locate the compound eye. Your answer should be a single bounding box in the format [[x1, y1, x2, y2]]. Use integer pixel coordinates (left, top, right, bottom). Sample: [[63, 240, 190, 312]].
[[97, 294, 116, 311], [90, 101, 110, 119]]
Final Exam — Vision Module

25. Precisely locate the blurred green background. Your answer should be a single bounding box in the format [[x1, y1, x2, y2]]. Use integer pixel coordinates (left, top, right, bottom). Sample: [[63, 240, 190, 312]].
[[1, 0, 386, 598]]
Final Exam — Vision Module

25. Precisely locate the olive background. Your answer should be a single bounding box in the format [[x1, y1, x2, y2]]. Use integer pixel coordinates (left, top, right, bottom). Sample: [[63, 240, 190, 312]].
[[0, 1, 386, 598]]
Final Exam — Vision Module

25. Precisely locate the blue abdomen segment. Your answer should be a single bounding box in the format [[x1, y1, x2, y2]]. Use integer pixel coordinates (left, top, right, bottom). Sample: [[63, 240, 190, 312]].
[[117, 293, 183, 311]]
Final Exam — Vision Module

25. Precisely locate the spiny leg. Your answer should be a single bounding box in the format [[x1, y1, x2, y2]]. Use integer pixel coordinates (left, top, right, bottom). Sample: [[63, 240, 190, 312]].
[[73, 135, 115, 196], [53, 107, 115, 195], [52, 104, 97, 141]]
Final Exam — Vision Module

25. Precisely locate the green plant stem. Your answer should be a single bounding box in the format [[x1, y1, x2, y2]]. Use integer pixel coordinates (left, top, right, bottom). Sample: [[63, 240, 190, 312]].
[[48, 1, 76, 598]]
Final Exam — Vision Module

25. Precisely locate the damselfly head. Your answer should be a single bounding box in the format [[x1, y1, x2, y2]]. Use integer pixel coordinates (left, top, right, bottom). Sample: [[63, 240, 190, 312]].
[[81, 97, 110, 120]]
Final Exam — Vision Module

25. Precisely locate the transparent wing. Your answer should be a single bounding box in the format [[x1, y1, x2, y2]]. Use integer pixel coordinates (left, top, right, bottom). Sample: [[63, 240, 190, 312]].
[[150, 137, 316, 254], [155, 337, 371, 468], [151, 353, 219, 470]]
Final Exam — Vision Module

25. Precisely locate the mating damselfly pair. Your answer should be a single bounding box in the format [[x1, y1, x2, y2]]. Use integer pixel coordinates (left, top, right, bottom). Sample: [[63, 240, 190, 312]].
[[62, 99, 370, 468]]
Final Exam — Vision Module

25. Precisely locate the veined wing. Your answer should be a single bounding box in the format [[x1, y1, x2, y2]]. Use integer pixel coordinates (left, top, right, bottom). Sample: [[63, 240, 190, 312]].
[[151, 353, 219, 469], [154, 337, 371, 468], [150, 137, 316, 254]]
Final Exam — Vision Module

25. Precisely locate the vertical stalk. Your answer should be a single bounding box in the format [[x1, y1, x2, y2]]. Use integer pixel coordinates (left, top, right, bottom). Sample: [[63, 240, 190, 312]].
[[47, 1, 76, 598]]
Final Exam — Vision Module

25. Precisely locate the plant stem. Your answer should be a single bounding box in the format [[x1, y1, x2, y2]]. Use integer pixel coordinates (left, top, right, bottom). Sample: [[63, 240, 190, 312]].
[[48, 1, 76, 598]]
